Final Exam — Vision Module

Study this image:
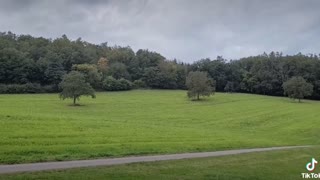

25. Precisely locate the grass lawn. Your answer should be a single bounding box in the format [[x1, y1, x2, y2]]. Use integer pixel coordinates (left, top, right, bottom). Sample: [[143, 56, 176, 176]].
[[0, 90, 319, 164], [1, 146, 318, 180]]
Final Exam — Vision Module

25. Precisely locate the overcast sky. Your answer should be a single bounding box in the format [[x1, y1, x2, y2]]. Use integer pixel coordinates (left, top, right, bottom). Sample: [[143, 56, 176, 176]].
[[1, 0, 320, 62]]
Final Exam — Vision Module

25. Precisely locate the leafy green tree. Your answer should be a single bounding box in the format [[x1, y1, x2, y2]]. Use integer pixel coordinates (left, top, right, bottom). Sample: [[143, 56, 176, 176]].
[[283, 76, 313, 102], [142, 67, 161, 88], [106, 46, 135, 65], [128, 49, 165, 81], [97, 57, 109, 78], [108, 62, 131, 80], [192, 57, 228, 91], [224, 81, 236, 93], [176, 64, 188, 89], [157, 61, 178, 89], [72, 64, 102, 88], [45, 62, 65, 87], [135, 49, 164, 68], [59, 71, 95, 105], [142, 61, 181, 89], [0, 48, 30, 84], [186, 71, 215, 100]]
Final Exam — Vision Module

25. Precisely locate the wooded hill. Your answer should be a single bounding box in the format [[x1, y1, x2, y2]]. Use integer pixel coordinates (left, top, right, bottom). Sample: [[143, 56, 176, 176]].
[[1, 31, 320, 99]]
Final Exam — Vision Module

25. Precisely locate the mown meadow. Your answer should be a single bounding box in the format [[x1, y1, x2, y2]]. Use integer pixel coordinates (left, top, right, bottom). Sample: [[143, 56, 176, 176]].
[[0, 90, 319, 164]]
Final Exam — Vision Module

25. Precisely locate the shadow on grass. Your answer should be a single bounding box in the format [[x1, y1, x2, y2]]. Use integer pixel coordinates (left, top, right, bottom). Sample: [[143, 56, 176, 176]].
[[187, 97, 212, 103], [284, 98, 311, 104], [68, 104, 86, 107], [189, 98, 212, 102]]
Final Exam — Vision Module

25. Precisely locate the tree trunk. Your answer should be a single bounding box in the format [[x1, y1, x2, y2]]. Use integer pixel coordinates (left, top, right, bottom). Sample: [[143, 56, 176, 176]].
[[73, 96, 76, 105], [197, 93, 200, 100], [298, 98, 301, 103]]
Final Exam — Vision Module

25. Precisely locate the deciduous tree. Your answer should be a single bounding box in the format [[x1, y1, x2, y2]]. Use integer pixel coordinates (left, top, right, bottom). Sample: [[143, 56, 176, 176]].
[[59, 71, 95, 105], [186, 71, 215, 100], [283, 76, 313, 102]]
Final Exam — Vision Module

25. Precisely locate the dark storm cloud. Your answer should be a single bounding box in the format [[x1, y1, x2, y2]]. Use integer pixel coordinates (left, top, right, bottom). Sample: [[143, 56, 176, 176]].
[[0, 0, 320, 62]]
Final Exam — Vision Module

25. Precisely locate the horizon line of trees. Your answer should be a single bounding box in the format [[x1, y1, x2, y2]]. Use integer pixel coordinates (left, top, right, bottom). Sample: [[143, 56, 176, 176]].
[[1, 31, 320, 100]]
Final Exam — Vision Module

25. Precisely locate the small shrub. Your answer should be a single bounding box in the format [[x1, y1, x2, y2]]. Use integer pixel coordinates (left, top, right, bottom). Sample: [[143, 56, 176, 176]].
[[102, 76, 118, 91], [118, 78, 132, 90], [6, 84, 27, 94], [25, 83, 44, 93], [0, 84, 8, 93], [42, 85, 57, 93], [102, 76, 132, 91], [0, 83, 57, 94]]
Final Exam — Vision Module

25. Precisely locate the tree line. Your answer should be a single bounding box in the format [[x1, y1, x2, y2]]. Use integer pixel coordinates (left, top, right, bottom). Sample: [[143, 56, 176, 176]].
[[0, 32, 320, 100]]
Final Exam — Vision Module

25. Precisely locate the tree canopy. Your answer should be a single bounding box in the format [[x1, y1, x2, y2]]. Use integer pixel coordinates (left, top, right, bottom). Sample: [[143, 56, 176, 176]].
[[186, 71, 215, 100], [1, 31, 320, 101], [59, 71, 96, 105], [283, 76, 313, 102]]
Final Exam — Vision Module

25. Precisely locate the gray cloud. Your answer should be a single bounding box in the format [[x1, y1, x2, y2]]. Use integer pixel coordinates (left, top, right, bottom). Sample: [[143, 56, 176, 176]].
[[0, 0, 320, 62]]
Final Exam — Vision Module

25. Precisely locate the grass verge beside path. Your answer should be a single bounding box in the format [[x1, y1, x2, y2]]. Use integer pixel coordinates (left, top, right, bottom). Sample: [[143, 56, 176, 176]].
[[0, 146, 318, 180]]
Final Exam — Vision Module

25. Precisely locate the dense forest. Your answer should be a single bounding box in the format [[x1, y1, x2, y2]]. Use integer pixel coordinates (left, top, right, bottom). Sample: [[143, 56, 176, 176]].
[[0, 31, 320, 99]]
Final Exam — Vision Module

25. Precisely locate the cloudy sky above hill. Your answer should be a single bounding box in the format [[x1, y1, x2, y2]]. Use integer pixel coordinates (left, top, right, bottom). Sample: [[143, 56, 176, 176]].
[[1, 0, 320, 62]]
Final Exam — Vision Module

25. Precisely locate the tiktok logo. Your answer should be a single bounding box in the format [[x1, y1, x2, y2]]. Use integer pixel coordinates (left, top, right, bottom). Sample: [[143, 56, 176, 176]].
[[301, 158, 320, 178], [306, 158, 318, 172]]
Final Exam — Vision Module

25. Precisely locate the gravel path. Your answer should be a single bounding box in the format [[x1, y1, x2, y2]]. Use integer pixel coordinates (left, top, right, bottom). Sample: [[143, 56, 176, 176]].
[[0, 146, 310, 174]]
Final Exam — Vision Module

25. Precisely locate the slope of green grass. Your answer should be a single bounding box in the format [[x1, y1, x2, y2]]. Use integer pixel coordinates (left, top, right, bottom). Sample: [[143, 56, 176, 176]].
[[0, 90, 319, 164], [1, 147, 318, 180]]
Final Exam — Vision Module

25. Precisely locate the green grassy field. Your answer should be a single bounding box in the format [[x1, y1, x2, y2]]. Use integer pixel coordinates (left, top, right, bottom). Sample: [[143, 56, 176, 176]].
[[1, 146, 318, 180], [0, 90, 319, 164]]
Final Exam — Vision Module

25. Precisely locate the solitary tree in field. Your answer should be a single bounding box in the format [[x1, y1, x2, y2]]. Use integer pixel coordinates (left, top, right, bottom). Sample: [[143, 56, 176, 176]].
[[283, 76, 313, 102], [59, 71, 96, 105], [186, 71, 215, 100]]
